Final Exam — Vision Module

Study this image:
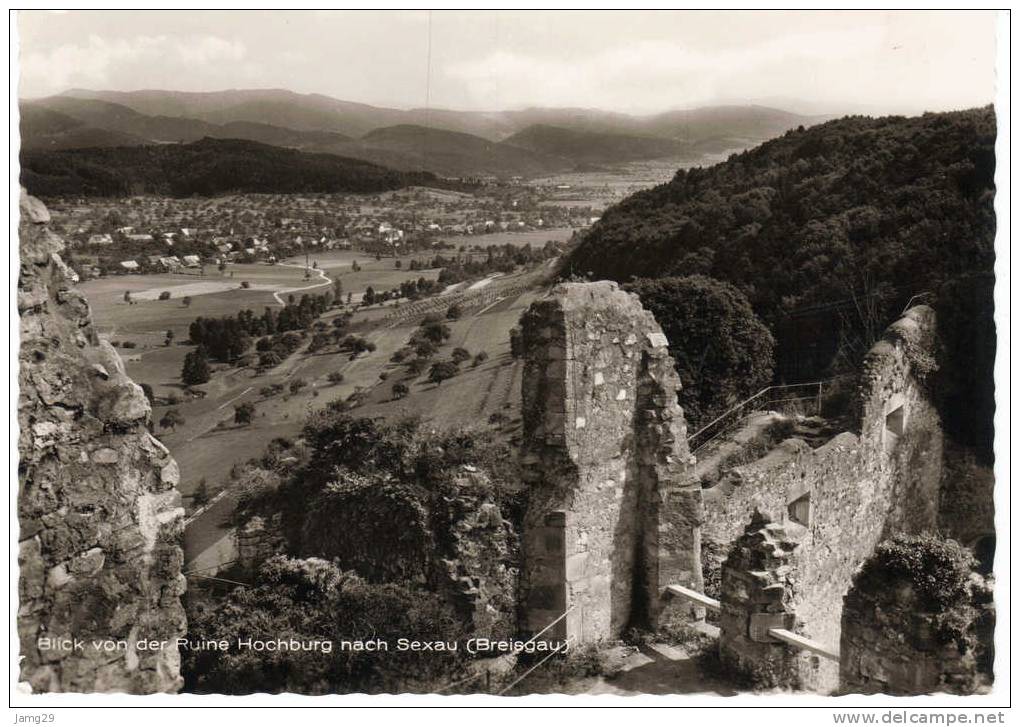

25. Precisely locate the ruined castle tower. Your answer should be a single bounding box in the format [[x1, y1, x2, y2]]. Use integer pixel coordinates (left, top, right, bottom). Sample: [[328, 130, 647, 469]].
[[17, 191, 186, 693], [518, 281, 702, 643]]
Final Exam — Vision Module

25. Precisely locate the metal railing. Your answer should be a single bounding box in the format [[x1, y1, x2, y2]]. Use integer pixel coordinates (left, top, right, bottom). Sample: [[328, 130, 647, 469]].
[[686, 379, 842, 455], [433, 606, 575, 696]]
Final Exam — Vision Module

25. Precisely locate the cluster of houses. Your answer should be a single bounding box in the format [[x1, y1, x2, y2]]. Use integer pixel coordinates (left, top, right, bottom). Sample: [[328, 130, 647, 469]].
[[56, 187, 605, 279], [99, 226, 360, 276], [118, 254, 203, 273]]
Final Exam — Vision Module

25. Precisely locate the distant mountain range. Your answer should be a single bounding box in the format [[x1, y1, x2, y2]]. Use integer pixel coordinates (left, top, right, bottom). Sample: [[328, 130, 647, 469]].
[[19, 88, 829, 178]]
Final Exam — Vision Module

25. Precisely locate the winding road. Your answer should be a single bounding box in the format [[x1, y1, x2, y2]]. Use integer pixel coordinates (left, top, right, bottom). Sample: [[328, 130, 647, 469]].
[[271, 261, 333, 305]]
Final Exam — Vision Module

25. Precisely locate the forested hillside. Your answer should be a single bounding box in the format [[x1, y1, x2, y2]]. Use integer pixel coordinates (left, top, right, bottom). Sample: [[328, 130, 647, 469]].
[[20, 137, 447, 197], [502, 124, 690, 165], [566, 108, 996, 454], [567, 108, 995, 320]]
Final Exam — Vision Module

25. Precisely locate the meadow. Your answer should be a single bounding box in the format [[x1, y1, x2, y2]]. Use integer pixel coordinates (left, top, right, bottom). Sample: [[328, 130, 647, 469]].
[[79, 245, 548, 573]]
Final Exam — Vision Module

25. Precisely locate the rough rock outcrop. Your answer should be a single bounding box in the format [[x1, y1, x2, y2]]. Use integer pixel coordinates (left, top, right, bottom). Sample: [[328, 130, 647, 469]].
[[18, 190, 186, 693]]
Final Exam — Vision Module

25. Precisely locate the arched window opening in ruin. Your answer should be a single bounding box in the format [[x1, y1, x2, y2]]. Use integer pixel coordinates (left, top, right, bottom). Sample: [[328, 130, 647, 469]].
[[884, 405, 906, 452], [788, 492, 811, 527]]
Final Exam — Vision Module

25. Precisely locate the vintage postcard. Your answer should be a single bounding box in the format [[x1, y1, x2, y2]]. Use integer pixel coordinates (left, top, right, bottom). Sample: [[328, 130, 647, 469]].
[[9, 7, 1009, 720]]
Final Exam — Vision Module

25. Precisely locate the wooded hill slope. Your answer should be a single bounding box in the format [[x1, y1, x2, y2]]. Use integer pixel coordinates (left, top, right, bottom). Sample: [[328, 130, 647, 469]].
[[566, 107, 996, 455], [566, 107, 996, 322], [20, 137, 447, 197]]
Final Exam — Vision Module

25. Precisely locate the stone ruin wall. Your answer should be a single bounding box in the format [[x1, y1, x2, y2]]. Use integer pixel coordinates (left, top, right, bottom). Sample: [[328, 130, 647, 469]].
[[716, 306, 945, 692], [519, 282, 701, 643], [17, 191, 187, 693], [840, 550, 992, 695], [719, 515, 807, 688]]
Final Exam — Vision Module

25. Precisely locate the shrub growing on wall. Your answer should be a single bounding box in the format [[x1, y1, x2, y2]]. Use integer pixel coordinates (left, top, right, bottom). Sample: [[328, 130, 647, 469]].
[[183, 556, 466, 694], [854, 533, 979, 647], [301, 469, 433, 583]]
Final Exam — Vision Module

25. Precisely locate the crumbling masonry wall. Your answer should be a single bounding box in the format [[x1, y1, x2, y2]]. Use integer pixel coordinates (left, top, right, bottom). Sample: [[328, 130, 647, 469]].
[[715, 306, 945, 692], [18, 191, 186, 693], [719, 514, 806, 688], [840, 549, 991, 695], [519, 282, 701, 643]]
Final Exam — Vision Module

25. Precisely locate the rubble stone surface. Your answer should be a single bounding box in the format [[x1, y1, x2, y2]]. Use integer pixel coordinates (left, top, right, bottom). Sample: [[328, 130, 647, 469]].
[[18, 190, 186, 693]]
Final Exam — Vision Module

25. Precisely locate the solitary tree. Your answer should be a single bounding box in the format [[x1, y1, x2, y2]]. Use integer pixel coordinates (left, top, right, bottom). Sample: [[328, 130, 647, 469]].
[[509, 327, 523, 358], [428, 361, 459, 386], [123, 291, 132, 304], [259, 384, 280, 398], [182, 296, 192, 308], [234, 402, 256, 426], [307, 333, 331, 353], [392, 382, 409, 400], [407, 357, 429, 375], [165, 329, 175, 347], [420, 320, 451, 344], [451, 347, 471, 365], [159, 408, 184, 432], [192, 478, 210, 507], [181, 347, 212, 386], [258, 350, 282, 371]]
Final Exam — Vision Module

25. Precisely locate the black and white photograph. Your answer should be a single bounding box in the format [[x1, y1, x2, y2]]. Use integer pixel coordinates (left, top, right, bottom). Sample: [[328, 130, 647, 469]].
[[9, 7, 1009, 716]]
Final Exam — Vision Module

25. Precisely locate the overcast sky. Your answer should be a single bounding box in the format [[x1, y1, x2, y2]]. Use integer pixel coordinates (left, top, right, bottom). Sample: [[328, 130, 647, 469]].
[[16, 10, 999, 116]]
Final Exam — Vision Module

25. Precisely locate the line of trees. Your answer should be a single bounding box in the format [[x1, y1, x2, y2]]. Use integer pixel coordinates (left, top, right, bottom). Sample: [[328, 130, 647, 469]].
[[188, 291, 335, 363]]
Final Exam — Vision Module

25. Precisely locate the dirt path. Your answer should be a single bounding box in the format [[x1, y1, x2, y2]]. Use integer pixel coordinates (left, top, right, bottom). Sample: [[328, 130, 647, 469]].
[[570, 643, 737, 696], [271, 262, 332, 305]]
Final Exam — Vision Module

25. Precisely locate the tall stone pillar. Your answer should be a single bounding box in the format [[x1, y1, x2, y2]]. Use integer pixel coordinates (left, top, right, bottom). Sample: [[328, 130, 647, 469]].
[[518, 281, 701, 644]]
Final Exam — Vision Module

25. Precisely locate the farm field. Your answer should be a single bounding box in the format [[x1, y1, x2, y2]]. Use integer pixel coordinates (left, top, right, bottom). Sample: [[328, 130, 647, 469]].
[[354, 287, 538, 432], [174, 271, 546, 571], [81, 257, 443, 340], [79, 239, 552, 573], [80, 263, 312, 334]]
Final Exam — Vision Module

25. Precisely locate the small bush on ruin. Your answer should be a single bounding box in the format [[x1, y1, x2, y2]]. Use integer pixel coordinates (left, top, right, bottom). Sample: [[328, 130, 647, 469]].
[[855, 533, 979, 647]]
